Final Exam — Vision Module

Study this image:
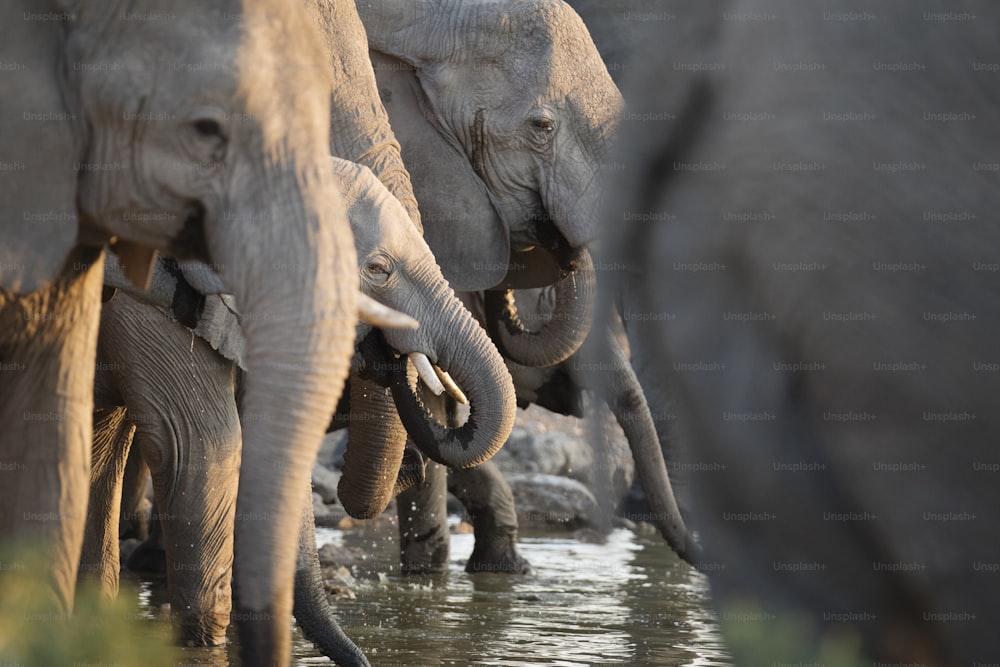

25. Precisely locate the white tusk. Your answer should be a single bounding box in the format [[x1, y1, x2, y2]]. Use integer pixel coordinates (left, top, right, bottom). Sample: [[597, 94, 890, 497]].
[[410, 352, 445, 396], [434, 366, 468, 405], [358, 293, 419, 330]]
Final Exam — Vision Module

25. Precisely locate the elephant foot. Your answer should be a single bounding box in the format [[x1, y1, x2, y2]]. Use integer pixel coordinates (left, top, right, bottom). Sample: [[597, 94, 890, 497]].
[[465, 521, 532, 575], [465, 545, 532, 575], [176, 612, 229, 648], [125, 538, 167, 575], [399, 529, 450, 576]]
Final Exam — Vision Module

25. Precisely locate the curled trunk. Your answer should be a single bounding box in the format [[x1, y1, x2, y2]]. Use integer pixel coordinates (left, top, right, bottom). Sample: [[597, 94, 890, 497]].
[[485, 249, 596, 367], [375, 260, 517, 469]]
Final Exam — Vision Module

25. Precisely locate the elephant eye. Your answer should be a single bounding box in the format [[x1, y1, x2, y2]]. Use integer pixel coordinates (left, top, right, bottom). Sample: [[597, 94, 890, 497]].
[[363, 257, 392, 287], [193, 119, 223, 137], [529, 116, 555, 133]]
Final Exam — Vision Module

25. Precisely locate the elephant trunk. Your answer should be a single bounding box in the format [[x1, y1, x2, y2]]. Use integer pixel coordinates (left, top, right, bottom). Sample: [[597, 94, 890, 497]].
[[485, 249, 596, 367], [215, 164, 356, 663], [385, 264, 516, 469], [337, 372, 409, 519], [581, 325, 703, 568], [294, 485, 370, 666]]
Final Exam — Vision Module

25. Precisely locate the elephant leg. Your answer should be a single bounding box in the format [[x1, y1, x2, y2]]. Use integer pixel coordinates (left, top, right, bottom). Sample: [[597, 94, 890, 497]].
[[0, 248, 104, 612], [125, 499, 167, 575], [294, 484, 369, 666], [118, 444, 151, 541], [102, 293, 241, 646], [448, 462, 531, 574], [396, 388, 453, 574], [397, 459, 450, 574], [79, 405, 136, 600]]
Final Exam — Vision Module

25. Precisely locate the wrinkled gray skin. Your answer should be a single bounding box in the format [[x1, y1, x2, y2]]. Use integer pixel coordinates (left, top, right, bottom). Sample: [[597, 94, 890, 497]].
[[87, 288, 368, 667], [84, 159, 514, 664], [355, 0, 625, 574], [360, 0, 621, 362], [0, 4, 356, 665], [601, 1, 1000, 664]]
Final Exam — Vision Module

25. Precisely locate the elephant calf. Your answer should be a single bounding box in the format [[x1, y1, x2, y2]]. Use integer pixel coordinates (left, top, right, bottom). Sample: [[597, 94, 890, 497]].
[[83, 158, 516, 664], [604, 1, 1000, 665]]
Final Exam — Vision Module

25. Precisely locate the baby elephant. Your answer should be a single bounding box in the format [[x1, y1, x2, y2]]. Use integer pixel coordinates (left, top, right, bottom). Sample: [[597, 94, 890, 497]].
[[83, 157, 515, 664]]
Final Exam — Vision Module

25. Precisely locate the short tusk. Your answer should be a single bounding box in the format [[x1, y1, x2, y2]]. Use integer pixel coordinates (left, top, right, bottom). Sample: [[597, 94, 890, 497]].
[[410, 352, 445, 396], [358, 293, 419, 330], [434, 366, 468, 405]]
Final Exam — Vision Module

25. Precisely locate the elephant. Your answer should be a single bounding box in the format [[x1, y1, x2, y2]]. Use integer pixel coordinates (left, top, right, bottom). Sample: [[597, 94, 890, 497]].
[[352, 0, 700, 570], [0, 3, 362, 665], [359, 0, 623, 358], [471, 290, 702, 564], [600, 0, 1000, 665], [83, 156, 516, 664]]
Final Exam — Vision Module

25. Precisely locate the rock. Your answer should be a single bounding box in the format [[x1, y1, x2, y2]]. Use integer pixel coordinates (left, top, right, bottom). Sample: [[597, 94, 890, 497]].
[[493, 424, 594, 480], [317, 430, 348, 469], [318, 541, 363, 569], [493, 402, 635, 509], [507, 473, 606, 531], [313, 492, 347, 528], [324, 566, 357, 601], [311, 462, 341, 504]]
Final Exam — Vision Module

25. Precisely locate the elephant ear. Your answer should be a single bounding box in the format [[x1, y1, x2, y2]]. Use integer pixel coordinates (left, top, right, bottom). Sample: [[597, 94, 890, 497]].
[[373, 51, 509, 291], [0, 10, 83, 293]]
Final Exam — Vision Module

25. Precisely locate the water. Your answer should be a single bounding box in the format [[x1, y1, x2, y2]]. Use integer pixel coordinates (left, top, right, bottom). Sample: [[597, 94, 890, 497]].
[[147, 524, 731, 666]]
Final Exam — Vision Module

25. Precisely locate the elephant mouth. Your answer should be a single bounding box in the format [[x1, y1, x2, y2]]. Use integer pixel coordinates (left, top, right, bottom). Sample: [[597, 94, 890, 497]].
[[356, 330, 467, 407], [513, 206, 584, 268]]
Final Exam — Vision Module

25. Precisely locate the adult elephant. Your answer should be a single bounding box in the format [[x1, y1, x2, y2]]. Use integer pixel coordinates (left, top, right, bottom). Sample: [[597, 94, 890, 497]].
[[355, 0, 701, 570], [602, 1, 1000, 665], [84, 158, 515, 664], [356, 0, 624, 555], [358, 0, 621, 356], [0, 3, 360, 665], [468, 289, 701, 565]]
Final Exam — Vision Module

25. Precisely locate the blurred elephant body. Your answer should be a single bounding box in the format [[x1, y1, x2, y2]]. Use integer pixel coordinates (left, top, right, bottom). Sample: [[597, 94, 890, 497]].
[[605, 1, 1000, 664], [0, 3, 357, 665]]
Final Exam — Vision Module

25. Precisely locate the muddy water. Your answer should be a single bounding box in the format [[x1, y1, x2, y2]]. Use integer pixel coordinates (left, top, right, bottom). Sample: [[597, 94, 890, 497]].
[[151, 524, 731, 666]]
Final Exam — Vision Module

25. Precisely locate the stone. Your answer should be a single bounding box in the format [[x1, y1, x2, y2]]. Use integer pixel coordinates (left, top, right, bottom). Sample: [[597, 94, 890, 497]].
[[313, 492, 347, 528], [506, 473, 607, 531], [311, 462, 341, 504]]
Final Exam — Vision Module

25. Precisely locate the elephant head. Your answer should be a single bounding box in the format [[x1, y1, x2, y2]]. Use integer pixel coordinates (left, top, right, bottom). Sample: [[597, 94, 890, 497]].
[[1, 3, 356, 664], [329, 158, 516, 518], [358, 0, 621, 365]]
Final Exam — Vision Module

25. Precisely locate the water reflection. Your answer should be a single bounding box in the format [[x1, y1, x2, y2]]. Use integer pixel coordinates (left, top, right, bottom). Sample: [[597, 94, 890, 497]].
[[135, 527, 732, 666]]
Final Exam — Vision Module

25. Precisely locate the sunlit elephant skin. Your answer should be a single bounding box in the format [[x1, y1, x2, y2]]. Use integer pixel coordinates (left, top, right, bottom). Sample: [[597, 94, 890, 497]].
[[602, 1, 1000, 665], [0, 5, 357, 665]]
